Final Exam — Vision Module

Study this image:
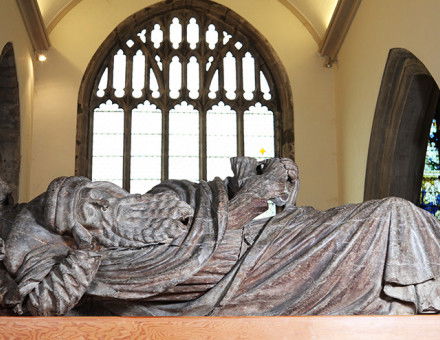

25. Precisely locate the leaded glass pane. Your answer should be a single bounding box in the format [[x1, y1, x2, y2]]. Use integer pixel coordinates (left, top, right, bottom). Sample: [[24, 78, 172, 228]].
[[92, 100, 124, 187], [244, 103, 275, 160], [169, 102, 199, 181], [130, 101, 162, 193], [207, 102, 236, 180], [419, 119, 440, 218]]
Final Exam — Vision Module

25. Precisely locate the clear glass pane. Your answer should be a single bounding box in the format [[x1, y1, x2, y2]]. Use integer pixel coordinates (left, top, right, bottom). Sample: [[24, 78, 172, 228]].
[[235, 41, 243, 50], [131, 101, 162, 193], [243, 52, 255, 100], [113, 50, 126, 98], [131, 180, 161, 194], [260, 71, 272, 100], [206, 24, 218, 49], [132, 50, 145, 98], [223, 52, 236, 100], [170, 17, 182, 49], [206, 56, 214, 71], [208, 70, 218, 99], [244, 103, 274, 160], [187, 18, 199, 49], [137, 29, 147, 43], [223, 31, 232, 45], [151, 24, 163, 48], [169, 102, 199, 181], [187, 56, 199, 99], [150, 69, 160, 98], [207, 102, 236, 180], [169, 56, 182, 99], [92, 100, 124, 186], [155, 55, 163, 70], [96, 67, 108, 97]]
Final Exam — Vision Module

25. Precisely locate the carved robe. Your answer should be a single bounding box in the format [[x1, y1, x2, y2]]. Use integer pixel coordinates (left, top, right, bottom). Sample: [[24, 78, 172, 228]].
[[2, 158, 440, 316]]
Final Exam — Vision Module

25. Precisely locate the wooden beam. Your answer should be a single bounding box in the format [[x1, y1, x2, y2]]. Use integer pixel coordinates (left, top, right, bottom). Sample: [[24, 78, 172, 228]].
[[16, 0, 50, 52], [1, 316, 440, 339], [319, 0, 362, 67]]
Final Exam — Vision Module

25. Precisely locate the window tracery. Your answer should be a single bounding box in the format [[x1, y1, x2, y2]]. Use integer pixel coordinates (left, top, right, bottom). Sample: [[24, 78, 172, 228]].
[[77, 0, 294, 199]]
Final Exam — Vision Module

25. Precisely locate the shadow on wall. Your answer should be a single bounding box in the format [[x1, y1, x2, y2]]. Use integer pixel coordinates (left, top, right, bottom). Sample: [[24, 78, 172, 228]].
[[0, 42, 20, 202], [29, 47, 83, 199], [365, 48, 440, 204]]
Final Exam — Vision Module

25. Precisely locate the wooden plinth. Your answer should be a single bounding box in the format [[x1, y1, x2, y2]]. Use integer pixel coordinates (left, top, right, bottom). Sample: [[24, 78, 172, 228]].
[[0, 316, 439, 339]]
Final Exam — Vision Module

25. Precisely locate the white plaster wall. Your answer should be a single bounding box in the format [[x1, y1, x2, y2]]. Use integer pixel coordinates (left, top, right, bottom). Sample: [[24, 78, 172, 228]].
[[335, 0, 440, 204]]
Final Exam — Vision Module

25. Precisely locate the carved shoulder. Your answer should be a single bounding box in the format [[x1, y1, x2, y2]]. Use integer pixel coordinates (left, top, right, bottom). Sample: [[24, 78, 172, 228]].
[[3, 207, 69, 275]]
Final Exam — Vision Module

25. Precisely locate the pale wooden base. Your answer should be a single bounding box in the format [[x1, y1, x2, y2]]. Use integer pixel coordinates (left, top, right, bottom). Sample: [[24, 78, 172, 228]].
[[0, 316, 439, 339]]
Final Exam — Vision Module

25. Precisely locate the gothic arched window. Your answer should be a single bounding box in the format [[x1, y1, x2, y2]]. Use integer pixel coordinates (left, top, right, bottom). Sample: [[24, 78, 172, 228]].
[[76, 0, 293, 194]]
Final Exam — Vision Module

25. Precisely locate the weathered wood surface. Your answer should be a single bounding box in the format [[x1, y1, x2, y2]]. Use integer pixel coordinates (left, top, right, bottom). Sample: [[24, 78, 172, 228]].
[[0, 316, 439, 339], [3, 157, 440, 316]]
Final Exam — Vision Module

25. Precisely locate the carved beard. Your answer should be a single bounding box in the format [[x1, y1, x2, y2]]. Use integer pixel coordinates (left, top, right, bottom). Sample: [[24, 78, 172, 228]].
[[78, 188, 194, 249]]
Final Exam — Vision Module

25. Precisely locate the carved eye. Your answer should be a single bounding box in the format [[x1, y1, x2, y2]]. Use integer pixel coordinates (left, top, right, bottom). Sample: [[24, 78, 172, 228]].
[[256, 163, 265, 175], [81, 203, 97, 221]]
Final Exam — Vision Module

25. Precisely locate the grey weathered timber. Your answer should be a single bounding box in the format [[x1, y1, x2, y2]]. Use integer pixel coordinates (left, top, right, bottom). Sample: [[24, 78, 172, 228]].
[[1, 157, 440, 316]]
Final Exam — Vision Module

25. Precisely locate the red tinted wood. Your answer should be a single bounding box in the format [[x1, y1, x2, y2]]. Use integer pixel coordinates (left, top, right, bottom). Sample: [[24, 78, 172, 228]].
[[0, 316, 439, 339]]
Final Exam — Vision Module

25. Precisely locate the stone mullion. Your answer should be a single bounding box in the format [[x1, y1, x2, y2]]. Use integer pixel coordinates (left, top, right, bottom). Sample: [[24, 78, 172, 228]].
[[161, 18, 171, 181], [197, 16, 209, 181], [122, 48, 135, 192]]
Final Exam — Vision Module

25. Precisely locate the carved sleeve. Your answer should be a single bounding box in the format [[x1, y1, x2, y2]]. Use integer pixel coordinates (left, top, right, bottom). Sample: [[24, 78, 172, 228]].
[[25, 249, 101, 316]]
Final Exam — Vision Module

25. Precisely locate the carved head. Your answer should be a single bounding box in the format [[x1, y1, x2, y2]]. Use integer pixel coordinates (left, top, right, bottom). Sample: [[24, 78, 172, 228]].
[[44, 177, 193, 249]]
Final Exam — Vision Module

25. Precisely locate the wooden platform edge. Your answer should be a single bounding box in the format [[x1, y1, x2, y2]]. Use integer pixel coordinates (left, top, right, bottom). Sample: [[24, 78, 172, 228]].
[[0, 315, 439, 339]]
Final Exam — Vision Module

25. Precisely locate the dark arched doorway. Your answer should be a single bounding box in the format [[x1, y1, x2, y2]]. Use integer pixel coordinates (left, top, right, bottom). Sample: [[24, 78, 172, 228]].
[[364, 48, 440, 205], [0, 42, 20, 202]]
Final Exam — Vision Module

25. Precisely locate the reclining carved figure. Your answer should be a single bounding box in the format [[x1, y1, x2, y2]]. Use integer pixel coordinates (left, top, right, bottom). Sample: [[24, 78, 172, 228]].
[[1, 157, 440, 316]]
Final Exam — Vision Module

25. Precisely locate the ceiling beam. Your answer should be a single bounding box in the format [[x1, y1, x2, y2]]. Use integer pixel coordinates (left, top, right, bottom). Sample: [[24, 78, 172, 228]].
[[319, 0, 362, 67], [16, 0, 50, 52]]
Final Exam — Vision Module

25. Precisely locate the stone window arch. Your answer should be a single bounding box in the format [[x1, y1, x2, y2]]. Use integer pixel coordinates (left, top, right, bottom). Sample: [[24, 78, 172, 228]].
[[0, 42, 20, 202], [76, 0, 293, 193]]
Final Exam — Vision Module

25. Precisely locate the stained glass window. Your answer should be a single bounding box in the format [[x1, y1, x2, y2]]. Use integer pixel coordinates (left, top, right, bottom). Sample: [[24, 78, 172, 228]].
[[419, 119, 440, 218]]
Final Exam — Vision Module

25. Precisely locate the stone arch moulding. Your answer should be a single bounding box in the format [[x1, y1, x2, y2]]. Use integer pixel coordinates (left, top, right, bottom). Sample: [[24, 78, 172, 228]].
[[364, 48, 440, 203], [0, 42, 20, 202], [75, 0, 294, 179]]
